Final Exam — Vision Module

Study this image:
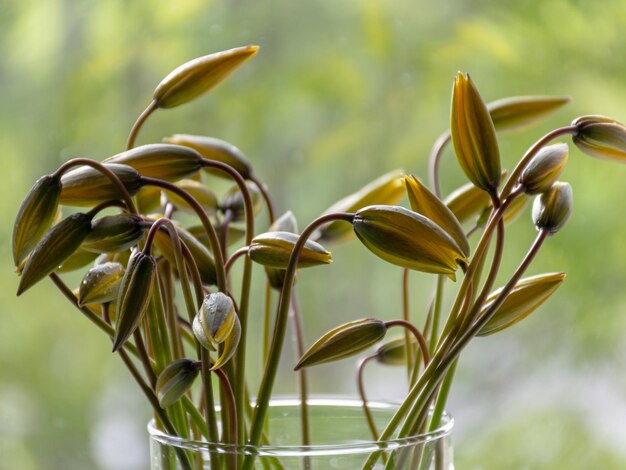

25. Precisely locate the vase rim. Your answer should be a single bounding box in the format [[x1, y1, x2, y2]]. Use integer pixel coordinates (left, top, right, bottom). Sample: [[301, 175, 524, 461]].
[[147, 395, 454, 457]]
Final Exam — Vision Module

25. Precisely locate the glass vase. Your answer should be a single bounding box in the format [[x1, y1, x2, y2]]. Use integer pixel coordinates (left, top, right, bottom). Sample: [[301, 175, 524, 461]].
[[148, 397, 454, 469]]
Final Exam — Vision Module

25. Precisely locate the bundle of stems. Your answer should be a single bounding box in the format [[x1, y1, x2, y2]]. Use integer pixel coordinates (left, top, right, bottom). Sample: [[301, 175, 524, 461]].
[[12, 45, 626, 469]]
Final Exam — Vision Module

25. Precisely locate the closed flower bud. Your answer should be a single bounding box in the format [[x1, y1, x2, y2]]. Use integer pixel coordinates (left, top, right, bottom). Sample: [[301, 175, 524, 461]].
[[444, 182, 492, 224], [531, 182, 573, 234], [352, 206, 467, 280], [211, 317, 241, 371], [264, 211, 299, 290], [451, 72, 501, 194], [194, 292, 236, 349], [478, 272, 565, 336], [295, 319, 388, 370], [17, 212, 94, 295], [56, 248, 99, 273], [318, 170, 405, 244], [249, 232, 332, 269], [520, 143, 569, 195], [156, 359, 201, 407], [83, 214, 147, 253], [488, 96, 570, 132], [572, 115, 626, 162], [78, 262, 125, 306], [220, 182, 262, 222], [104, 144, 204, 182], [60, 164, 142, 207], [13, 174, 62, 267], [375, 337, 416, 366], [404, 175, 469, 256], [153, 45, 259, 109], [112, 251, 156, 352], [164, 135, 253, 180], [136, 187, 162, 213], [162, 179, 218, 216]]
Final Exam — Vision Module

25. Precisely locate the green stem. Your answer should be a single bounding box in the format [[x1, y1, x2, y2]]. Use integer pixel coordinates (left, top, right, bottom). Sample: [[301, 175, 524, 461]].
[[357, 355, 379, 440], [243, 212, 355, 470], [214, 367, 238, 470], [401, 268, 415, 381], [250, 174, 276, 223], [428, 275, 445, 355], [127, 100, 157, 150], [262, 282, 272, 364], [428, 131, 451, 198]]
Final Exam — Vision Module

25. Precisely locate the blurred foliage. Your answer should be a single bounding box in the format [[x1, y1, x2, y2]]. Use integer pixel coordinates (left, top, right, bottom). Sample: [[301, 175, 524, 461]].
[[2, 0, 626, 468]]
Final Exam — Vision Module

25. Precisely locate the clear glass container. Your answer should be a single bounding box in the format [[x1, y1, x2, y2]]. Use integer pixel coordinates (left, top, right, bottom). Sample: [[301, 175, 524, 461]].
[[148, 397, 454, 469]]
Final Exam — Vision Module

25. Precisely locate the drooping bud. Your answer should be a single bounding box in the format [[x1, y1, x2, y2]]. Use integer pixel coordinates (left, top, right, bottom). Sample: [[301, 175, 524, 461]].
[[164, 135, 253, 179], [404, 175, 469, 256], [56, 248, 100, 273], [531, 182, 573, 234], [211, 317, 241, 371], [78, 262, 125, 306], [572, 115, 626, 162], [194, 292, 236, 349], [451, 72, 501, 194], [17, 212, 93, 295], [375, 337, 417, 366], [136, 187, 162, 213], [295, 319, 387, 370], [488, 96, 570, 132], [249, 232, 332, 269], [264, 211, 299, 290], [112, 250, 156, 351], [13, 174, 62, 267], [153, 45, 259, 109], [82, 214, 147, 253], [162, 179, 218, 216], [317, 170, 405, 244], [156, 359, 201, 407], [219, 182, 262, 222], [104, 144, 204, 182], [478, 272, 566, 336], [59, 164, 142, 207], [352, 206, 467, 279], [520, 143, 569, 195], [444, 182, 492, 224]]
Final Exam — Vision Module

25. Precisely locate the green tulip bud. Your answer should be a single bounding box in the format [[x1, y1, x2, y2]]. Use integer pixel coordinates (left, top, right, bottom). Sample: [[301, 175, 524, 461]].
[[112, 250, 156, 352], [248, 232, 332, 269], [572, 115, 626, 162], [153, 45, 259, 109], [478, 272, 565, 336], [194, 292, 237, 349], [56, 248, 100, 273], [451, 72, 501, 194], [375, 337, 416, 366], [352, 205, 467, 279], [520, 143, 569, 195], [220, 182, 262, 222], [17, 212, 94, 295], [488, 96, 570, 132], [83, 214, 147, 253], [13, 174, 62, 266], [531, 182, 573, 234], [78, 262, 125, 306], [264, 211, 299, 290], [162, 179, 218, 215], [156, 359, 201, 407], [295, 319, 388, 370], [211, 317, 241, 371]]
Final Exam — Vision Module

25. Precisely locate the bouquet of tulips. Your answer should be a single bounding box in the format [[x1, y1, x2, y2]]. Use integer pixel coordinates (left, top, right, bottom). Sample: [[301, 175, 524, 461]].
[[12, 44, 626, 469]]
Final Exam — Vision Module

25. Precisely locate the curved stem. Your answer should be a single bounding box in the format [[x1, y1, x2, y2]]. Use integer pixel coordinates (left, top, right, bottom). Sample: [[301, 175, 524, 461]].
[[127, 100, 157, 150], [385, 320, 430, 366], [53, 158, 138, 214], [226, 247, 249, 275], [357, 355, 379, 440], [428, 131, 451, 198], [244, 212, 355, 469], [85, 200, 127, 218], [250, 174, 276, 224], [289, 295, 311, 454]]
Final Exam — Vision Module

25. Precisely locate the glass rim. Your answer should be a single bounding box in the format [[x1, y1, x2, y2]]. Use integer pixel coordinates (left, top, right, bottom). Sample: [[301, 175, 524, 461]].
[[147, 395, 454, 457]]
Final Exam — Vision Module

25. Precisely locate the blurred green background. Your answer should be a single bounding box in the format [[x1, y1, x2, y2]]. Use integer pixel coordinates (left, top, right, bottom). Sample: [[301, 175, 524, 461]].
[[2, 0, 626, 468]]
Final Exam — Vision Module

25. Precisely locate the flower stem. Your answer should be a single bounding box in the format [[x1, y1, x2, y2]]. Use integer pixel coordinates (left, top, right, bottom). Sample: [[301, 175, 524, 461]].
[[126, 100, 157, 150], [428, 131, 451, 198], [401, 268, 415, 381]]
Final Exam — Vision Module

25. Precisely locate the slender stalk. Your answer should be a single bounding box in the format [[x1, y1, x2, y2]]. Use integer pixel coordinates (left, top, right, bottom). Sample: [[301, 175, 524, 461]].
[[401, 269, 415, 380], [428, 131, 451, 198], [127, 100, 157, 150], [250, 174, 276, 223], [181, 396, 209, 439], [357, 355, 379, 440], [133, 328, 157, 388], [244, 212, 355, 470], [262, 282, 272, 363], [226, 247, 249, 275], [214, 368, 238, 470], [53, 158, 139, 214], [385, 320, 430, 366], [428, 275, 445, 355]]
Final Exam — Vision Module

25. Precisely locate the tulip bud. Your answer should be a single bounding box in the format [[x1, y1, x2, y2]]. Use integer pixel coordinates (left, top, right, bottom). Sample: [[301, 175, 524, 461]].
[[211, 317, 241, 370], [17, 212, 94, 295], [520, 143, 569, 195], [59, 164, 142, 207], [13, 174, 62, 267], [488, 96, 570, 132], [220, 182, 262, 222], [56, 248, 100, 273], [352, 206, 467, 279], [375, 337, 416, 366], [404, 175, 469, 256], [82, 214, 147, 253], [264, 211, 299, 290], [136, 187, 161, 213], [194, 292, 237, 349], [78, 262, 125, 306], [451, 72, 501, 194], [531, 182, 573, 234], [249, 232, 332, 269], [478, 272, 565, 336], [295, 319, 387, 370], [444, 182, 492, 224], [153, 45, 259, 109], [572, 115, 626, 162], [318, 170, 405, 244], [104, 144, 204, 182], [156, 359, 201, 407], [162, 179, 218, 216], [112, 250, 156, 352], [164, 135, 253, 179]]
